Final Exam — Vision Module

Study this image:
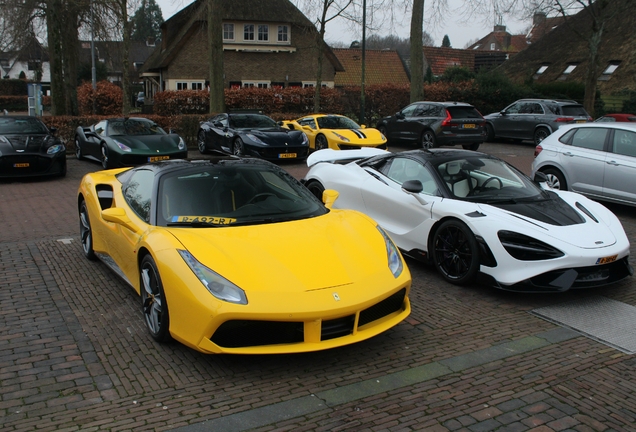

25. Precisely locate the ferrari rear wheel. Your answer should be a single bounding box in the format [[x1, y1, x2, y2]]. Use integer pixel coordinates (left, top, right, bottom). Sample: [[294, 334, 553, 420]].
[[432, 219, 479, 285], [140, 254, 171, 343], [305, 180, 325, 201], [232, 138, 244, 156], [79, 200, 96, 261], [315, 134, 329, 150], [101, 144, 112, 169], [421, 130, 437, 149], [75, 137, 84, 160], [198, 131, 208, 154]]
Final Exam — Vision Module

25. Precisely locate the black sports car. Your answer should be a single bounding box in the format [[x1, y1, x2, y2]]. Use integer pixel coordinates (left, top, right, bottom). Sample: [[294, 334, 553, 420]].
[[0, 115, 66, 178], [197, 112, 309, 160], [75, 117, 188, 169]]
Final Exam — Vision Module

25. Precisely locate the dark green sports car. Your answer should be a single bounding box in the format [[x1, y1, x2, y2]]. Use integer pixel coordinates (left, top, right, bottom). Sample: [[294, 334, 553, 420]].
[[75, 117, 188, 169]]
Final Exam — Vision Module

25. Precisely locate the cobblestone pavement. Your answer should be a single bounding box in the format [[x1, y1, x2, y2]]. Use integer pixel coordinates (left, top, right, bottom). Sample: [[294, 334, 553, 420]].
[[2, 143, 636, 431]]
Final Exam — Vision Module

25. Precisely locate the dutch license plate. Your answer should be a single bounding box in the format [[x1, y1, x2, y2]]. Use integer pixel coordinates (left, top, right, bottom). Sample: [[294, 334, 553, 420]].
[[462, 124, 476, 129], [14, 163, 29, 168], [279, 153, 296, 159], [596, 254, 617, 265], [148, 156, 170, 162]]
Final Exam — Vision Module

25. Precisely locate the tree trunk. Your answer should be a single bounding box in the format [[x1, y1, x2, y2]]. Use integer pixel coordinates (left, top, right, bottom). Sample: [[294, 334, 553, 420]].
[[61, 0, 80, 116], [313, 0, 329, 113], [208, 0, 225, 114], [122, 7, 131, 115], [46, 0, 65, 115], [410, 0, 425, 102], [583, 27, 603, 117]]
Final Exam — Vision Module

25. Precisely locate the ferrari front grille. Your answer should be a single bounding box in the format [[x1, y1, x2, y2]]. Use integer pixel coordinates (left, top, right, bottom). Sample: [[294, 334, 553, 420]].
[[210, 288, 407, 349]]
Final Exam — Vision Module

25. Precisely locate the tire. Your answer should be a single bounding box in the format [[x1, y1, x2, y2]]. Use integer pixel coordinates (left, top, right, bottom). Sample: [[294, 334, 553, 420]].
[[232, 138, 244, 156], [462, 143, 480, 151], [75, 136, 84, 160], [542, 167, 567, 190], [485, 123, 495, 142], [534, 127, 550, 145], [101, 144, 111, 169], [198, 130, 208, 154], [140, 254, 171, 343], [421, 130, 437, 149], [79, 200, 97, 261], [315, 134, 329, 150], [305, 180, 325, 201], [432, 219, 480, 285]]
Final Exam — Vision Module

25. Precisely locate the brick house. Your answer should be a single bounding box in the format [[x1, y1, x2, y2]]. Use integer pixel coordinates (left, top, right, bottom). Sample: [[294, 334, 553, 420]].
[[140, 0, 344, 104]]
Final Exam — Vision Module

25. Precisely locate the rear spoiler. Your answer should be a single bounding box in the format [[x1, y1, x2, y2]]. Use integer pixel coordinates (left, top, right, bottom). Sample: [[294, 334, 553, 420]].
[[306, 148, 389, 168]]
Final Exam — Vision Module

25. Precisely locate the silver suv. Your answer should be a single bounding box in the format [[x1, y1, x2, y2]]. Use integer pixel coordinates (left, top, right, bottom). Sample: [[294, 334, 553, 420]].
[[485, 99, 591, 145]]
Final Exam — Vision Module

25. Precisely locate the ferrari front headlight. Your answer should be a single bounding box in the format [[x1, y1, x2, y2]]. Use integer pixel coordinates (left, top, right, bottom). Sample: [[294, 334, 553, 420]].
[[301, 132, 309, 145], [114, 140, 132, 152], [246, 133, 266, 145], [332, 131, 350, 142], [178, 249, 248, 304], [377, 226, 403, 278]]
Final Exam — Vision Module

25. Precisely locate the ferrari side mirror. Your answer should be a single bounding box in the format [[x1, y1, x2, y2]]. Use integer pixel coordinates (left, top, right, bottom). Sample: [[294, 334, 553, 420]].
[[102, 207, 142, 234]]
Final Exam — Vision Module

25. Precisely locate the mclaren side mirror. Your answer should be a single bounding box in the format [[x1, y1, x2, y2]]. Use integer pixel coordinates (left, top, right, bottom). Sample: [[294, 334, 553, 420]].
[[401, 180, 428, 205]]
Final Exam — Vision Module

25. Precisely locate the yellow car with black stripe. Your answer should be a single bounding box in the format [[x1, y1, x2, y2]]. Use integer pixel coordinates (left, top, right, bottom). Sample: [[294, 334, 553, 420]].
[[281, 114, 388, 151], [78, 156, 411, 354]]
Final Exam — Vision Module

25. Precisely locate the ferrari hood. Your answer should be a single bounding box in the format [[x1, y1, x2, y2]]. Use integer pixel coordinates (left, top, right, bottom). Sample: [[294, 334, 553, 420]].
[[243, 128, 303, 144], [166, 211, 389, 293], [114, 134, 180, 151]]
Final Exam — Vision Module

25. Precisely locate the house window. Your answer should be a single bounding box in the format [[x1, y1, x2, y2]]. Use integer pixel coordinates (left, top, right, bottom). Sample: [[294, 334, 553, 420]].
[[490, 42, 495, 50], [176, 82, 187, 90], [599, 61, 620, 81], [258, 25, 269, 41], [244, 24, 255, 41], [558, 64, 578, 81], [278, 26, 289, 42], [191, 82, 203, 90], [223, 23, 234, 40], [242, 81, 270, 88], [536, 65, 549, 74]]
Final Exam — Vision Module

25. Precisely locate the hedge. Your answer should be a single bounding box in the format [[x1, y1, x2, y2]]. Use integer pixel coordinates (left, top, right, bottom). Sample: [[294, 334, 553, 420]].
[[0, 96, 28, 111], [0, 79, 28, 96]]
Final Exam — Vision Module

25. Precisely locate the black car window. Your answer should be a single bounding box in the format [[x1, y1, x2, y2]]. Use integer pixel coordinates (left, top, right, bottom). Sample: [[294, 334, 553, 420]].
[[157, 164, 327, 226], [123, 169, 155, 223], [419, 104, 440, 117], [0, 117, 49, 134], [545, 103, 560, 115], [400, 104, 420, 117], [447, 106, 482, 119], [562, 105, 588, 117], [529, 103, 544, 114], [298, 117, 316, 128], [504, 102, 523, 114], [318, 116, 360, 129], [230, 114, 277, 129], [569, 128, 607, 151], [212, 114, 229, 128], [517, 102, 537, 114], [612, 130, 636, 157], [95, 121, 107, 136], [385, 157, 439, 195], [108, 119, 166, 136]]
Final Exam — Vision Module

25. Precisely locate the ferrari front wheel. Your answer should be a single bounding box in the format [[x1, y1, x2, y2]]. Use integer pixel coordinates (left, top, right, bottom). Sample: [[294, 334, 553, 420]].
[[305, 180, 325, 201], [75, 137, 84, 160], [79, 200, 96, 261], [198, 131, 208, 154], [432, 219, 479, 285], [315, 134, 329, 150], [140, 255, 171, 343], [232, 138, 244, 156]]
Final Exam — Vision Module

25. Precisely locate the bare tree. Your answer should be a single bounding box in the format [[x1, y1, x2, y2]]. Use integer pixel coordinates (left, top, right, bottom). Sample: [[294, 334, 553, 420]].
[[207, 0, 224, 113]]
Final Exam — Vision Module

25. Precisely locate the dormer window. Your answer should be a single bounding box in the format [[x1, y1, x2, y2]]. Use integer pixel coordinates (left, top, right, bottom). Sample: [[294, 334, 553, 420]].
[[490, 42, 495, 50], [258, 25, 269, 41], [599, 61, 620, 81], [278, 26, 289, 42], [536, 65, 548, 74], [223, 24, 234, 41], [558, 63, 578, 80], [244, 24, 255, 41]]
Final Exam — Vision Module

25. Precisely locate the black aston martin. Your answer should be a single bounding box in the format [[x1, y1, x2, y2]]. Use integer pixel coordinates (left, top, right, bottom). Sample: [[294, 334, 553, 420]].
[[0, 115, 66, 178], [197, 112, 309, 160]]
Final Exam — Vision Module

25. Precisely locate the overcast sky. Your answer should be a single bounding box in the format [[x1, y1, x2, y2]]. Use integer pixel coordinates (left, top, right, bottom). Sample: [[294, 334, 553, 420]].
[[154, 0, 530, 49]]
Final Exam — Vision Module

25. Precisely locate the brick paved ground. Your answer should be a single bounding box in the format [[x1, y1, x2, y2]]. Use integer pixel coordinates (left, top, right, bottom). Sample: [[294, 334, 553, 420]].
[[1, 145, 636, 431]]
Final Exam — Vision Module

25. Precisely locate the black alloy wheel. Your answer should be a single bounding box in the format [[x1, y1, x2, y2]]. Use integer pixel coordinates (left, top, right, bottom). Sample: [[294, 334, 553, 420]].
[[140, 254, 171, 342], [315, 134, 329, 150], [79, 200, 97, 260], [232, 138, 244, 156], [198, 131, 208, 154], [432, 219, 479, 285], [421, 130, 437, 149], [101, 144, 111, 169], [534, 127, 550, 146], [75, 137, 84, 160]]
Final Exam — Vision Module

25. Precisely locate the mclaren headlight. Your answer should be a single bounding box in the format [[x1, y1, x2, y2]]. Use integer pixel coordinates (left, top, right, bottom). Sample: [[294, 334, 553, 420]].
[[498, 231, 564, 261], [178, 249, 247, 304], [377, 226, 403, 278]]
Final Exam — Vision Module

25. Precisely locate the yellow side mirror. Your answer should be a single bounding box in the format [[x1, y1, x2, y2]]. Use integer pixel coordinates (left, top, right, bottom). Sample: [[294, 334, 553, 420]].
[[322, 189, 339, 209], [102, 207, 141, 234]]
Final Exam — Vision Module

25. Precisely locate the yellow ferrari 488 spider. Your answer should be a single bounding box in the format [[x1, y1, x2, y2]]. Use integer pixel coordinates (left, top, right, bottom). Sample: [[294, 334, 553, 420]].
[[78, 157, 411, 354], [281, 114, 388, 151]]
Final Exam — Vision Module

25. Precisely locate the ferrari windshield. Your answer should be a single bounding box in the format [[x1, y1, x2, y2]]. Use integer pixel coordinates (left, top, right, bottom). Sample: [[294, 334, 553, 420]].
[[435, 156, 546, 202], [229, 114, 278, 130], [317, 116, 361, 130], [0, 117, 49, 134], [107, 119, 166, 136], [158, 163, 327, 227]]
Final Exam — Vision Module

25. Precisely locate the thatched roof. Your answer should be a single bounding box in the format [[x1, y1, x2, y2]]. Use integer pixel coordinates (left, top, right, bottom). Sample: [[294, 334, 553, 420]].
[[496, 0, 636, 94], [333, 48, 410, 86]]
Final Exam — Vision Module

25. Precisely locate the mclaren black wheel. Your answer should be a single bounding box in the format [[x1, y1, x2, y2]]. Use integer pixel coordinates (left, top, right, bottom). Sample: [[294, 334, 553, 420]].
[[305, 180, 325, 201], [432, 219, 479, 285]]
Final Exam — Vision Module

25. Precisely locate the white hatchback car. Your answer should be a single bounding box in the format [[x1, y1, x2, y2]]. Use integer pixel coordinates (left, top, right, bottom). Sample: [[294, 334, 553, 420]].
[[532, 122, 636, 207]]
